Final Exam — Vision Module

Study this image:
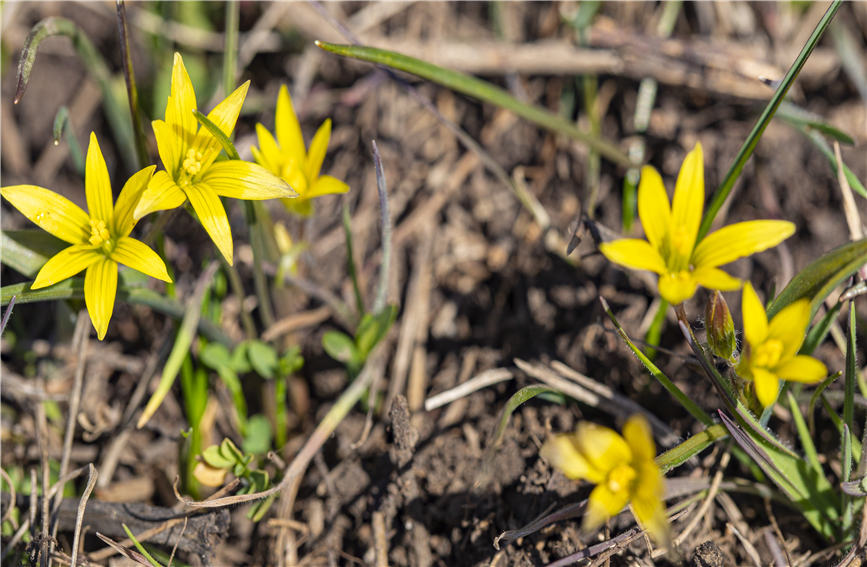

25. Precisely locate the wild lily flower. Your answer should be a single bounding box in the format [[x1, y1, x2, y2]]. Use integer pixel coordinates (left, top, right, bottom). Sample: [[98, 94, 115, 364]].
[[736, 282, 827, 408], [134, 52, 295, 265], [0, 133, 171, 340], [600, 143, 795, 304], [541, 415, 669, 545], [251, 85, 349, 217]]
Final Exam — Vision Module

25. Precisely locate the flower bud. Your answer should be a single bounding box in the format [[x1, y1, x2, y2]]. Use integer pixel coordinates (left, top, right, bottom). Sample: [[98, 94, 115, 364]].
[[705, 290, 736, 361]]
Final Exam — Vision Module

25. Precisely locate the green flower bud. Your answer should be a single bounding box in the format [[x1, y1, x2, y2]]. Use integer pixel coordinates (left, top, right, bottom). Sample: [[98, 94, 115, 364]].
[[705, 290, 736, 361]]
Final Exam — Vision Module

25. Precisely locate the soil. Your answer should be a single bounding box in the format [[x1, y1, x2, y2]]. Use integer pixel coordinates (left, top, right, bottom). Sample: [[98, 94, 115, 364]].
[[2, 2, 867, 566]]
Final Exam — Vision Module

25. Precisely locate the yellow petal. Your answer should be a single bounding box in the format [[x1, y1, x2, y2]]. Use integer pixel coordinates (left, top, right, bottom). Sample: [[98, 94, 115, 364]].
[[540, 434, 605, 484], [275, 85, 306, 164], [134, 171, 187, 220], [741, 282, 769, 347], [110, 237, 172, 282], [636, 165, 671, 252], [1, 185, 90, 244], [165, 52, 197, 151], [584, 484, 630, 531], [202, 160, 295, 200], [186, 182, 234, 265], [670, 143, 704, 258], [84, 132, 113, 223], [657, 271, 699, 304], [753, 367, 780, 407], [599, 239, 666, 274], [767, 299, 811, 361], [252, 126, 280, 175], [305, 118, 331, 182], [692, 220, 795, 269], [776, 355, 827, 384], [622, 415, 656, 463], [31, 245, 102, 289], [152, 119, 180, 174], [193, 81, 250, 170], [572, 422, 631, 476], [113, 166, 156, 237], [306, 175, 350, 199], [84, 257, 118, 340], [692, 266, 742, 292], [630, 488, 670, 546]]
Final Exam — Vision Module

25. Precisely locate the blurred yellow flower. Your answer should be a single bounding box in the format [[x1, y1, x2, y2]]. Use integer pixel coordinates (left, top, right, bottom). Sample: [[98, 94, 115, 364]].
[[134, 52, 295, 265], [252, 85, 349, 217], [1, 133, 171, 340], [736, 282, 827, 407], [600, 143, 795, 304], [541, 415, 669, 545]]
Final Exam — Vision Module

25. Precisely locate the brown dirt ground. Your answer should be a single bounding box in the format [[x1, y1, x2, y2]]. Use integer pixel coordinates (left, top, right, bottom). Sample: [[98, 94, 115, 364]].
[[2, 2, 867, 566]]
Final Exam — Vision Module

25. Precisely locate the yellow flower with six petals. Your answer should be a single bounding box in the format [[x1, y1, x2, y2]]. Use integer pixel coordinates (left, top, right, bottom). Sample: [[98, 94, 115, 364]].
[[133, 52, 295, 264], [736, 282, 827, 407], [541, 415, 669, 545], [252, 85, 349, 217], [1, 133, 171, 340], [600, 143, 795, 304]]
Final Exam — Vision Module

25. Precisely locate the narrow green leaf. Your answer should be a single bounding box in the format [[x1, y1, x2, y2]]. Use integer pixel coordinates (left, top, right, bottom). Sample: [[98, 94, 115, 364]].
[[1, 229, 67, 277], [193, 109, 240, 160], [802, 301, 843, 355], [355, 305, 398, 359], [844, 302, 857, 431], [601, 297, 713, 425], [697, 0, 842, 240], [655, 423, 728, 474], [121, 524, 164, 567], [842, 424, 854, 535], [786, 390, 822, 476], [315, 41, 633, 167], [776, 101, 854, 144], [767, 238, 867, 319], [799, 127, 867, 199]]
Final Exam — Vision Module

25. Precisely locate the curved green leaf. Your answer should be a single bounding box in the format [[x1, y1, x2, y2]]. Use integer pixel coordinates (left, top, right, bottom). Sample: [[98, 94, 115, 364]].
[[315, 41, 633, 167], [768, 238, 867, 319]]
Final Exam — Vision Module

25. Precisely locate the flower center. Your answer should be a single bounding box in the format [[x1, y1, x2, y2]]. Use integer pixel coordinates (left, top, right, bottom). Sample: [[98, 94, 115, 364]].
[[753, 339, 784, 368], [88, 219, 114, 253], [670, 225, 693, 268], [182, 149, 204, 179], [606, 463, 637, 494]]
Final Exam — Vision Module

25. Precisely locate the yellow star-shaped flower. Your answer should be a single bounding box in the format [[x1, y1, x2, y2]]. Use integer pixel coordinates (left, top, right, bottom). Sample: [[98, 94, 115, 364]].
[[252, 85, 349, 217], [600, 143, 795, 304], [133, 52, 295, 264], [736, 282, 827, 407], [1, 133, 171, 339], [541, 415, 669, 545]]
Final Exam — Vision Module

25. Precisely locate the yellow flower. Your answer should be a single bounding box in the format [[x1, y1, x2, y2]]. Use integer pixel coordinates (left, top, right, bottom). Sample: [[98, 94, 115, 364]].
[[252, 85, 349, 217], [736, 282, 827, 407], [541, 415, 669, 545], [600, 143, 795, 304], [1, 133, 171, 340], [134, 52, 295, 265]]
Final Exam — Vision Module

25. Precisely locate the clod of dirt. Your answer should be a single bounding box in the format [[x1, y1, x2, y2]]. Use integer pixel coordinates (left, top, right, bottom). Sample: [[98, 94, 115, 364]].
[[693, 540, 727, 567]]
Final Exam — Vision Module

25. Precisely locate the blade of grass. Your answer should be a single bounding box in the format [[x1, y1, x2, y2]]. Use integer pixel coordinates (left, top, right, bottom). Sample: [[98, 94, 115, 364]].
[[599, 297, 712, 425], [655, 423, 728, 474], [786, 390, 822, 476], [842, 424, 854, 536], [121, 524, 164, 567], [116, 0, 149, 169], [314, 41, 633, 168], [137, 262, 219, 429], [222, 0, 240, 96], [697, 0, 842, 240], [342, 201, 365, 317], [844, 302, 857, 432], [371, 140, 392, 315], [52, 106, 85, 175]]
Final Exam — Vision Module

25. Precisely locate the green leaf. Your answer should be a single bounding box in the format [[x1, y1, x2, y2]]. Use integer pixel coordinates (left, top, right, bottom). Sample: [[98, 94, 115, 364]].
[[655, 423, 728, 474], [767, 238, 867, 320], [315, 42, 633, 167], [1, 230, 67, 277], [230, 342, 252, 374], [279, 346, 304, 376], [776, 101, 854, 144], [193, 109, 240, 160], [201, 444, 234, 469], [322, 331, 358, 365], [246, 339, 278, 380], [219, 438, 245, 464], [200, 342, 232, 371], [355, 304, 398, 359], [242, 414, 272, 455]]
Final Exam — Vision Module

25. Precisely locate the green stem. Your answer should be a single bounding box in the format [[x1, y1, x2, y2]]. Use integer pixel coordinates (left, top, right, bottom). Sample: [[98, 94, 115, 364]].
[[115, 0, 149, 170], [697, 0, 842, 240], [222, 0, 240, 97]]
